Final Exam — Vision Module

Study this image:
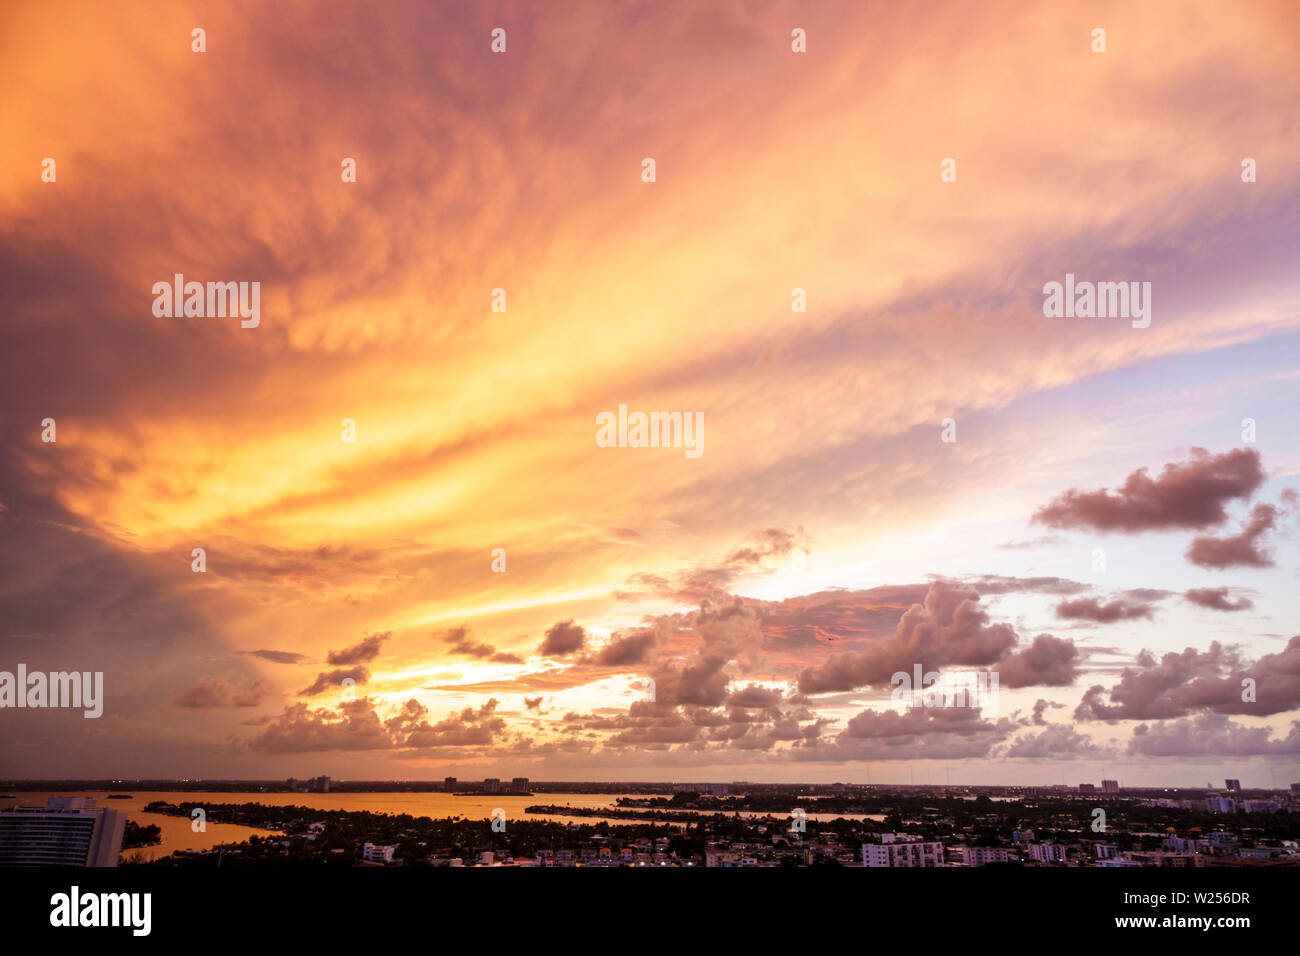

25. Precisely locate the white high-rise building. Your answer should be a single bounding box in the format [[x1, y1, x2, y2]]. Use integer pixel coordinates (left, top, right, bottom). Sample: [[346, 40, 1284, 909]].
[[1028, 843, 1067, 863], [1243, 799, 1280, 814], [862, 841, 944, 867], [0, 796, 126, 866], [1205, 795, 1236, 814], [362, 842, 396, 863], [959, 846, 1015, 865]]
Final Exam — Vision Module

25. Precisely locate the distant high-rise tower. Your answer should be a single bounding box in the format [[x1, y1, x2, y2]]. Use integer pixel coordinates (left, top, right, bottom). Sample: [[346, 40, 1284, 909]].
[[483, 778, 501, 793], [511, 777, 529, 792], [1206, 795, 1236, 814], [0, 797, 125, 866], [1101, 779, 1119, 793], [444, 777, 457, 791], [1225, 778, 1242, 792]]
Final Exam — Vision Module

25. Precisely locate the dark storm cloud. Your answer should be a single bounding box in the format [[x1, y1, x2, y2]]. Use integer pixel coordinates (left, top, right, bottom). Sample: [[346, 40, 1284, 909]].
[[203, 543, 389, 586], [1030, 699, 1066, 726], [1054, 595, 1158, 623], [579, 696, 826, 754], [538, 620, 586, 657], [326, 632, 390, 666], [1000, 724, 1110, 758], [239, 649, 312, 664], [1033, 447, 1264, 532], [441, 626, 524, 664], [725, 684, 784, 709], [397, 699, 507, 748], [298, 665, 369, 697], [175, 677, 264, 709], [758, 584, 929, 648], [1185, 502, 1280, 568], [789, 707, 1011, 761], [592, 627, 659, 665], [841, 707, 992, 739], [962, 574, 1090, 596], [652, 654, 732, 707], [1075, 636, 1300, 721], [0, 442, 246, 755], [996, 634, 1079, 688], [596, 701, 704, 747], [242, 697, 507, 753], [796, 580, 1076, 694], [1183, 587, 1254, 612], [1128, 713, 1300, 757], [242, 698, 394, 753]]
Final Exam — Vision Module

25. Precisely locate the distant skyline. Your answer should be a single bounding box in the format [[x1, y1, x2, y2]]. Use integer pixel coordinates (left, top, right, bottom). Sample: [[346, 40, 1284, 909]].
[[2, 0, 1300, 788], [2, 779, 1292, 792]]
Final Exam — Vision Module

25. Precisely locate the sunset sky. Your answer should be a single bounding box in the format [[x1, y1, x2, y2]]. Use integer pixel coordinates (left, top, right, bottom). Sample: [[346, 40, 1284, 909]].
[[2, 0, 1299, 786]]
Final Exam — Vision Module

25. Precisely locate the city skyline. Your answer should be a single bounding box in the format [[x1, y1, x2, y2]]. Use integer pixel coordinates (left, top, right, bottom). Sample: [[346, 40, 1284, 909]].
[[3, 775, 1294, 792], [6, 781, 1295, 870], [3, 0, 1300, 789]]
